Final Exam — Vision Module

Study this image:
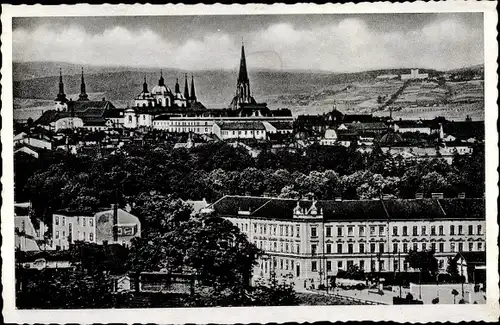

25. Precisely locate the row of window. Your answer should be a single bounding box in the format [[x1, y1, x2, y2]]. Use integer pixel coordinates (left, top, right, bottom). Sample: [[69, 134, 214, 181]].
[[221, 130, 264, 136], [311, 258, 449, 273], [252, 223, 300, 238], [257, 240, 300, 254], [314, 241, 484, 255], [55, 230, 94, 241], [55, 216, 94, 227], [316, 224, 483, 238]]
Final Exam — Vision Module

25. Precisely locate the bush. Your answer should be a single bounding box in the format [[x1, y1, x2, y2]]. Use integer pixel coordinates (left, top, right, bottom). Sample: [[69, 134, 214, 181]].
[[432, 297, 439, 304], [458, 299, 465, 304], [318, 284, 325, 291], [355, 283, 366, 290], [405, 293, 414, 301]]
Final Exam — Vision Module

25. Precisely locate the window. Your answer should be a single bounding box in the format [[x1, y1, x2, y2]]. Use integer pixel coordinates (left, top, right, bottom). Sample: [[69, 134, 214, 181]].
[[327, 261, 332, 271], [431, 243, 436, 251], [338, 261, 343, 270], [83, 218, 86, 227], [412, 226, 418, 236], [254, 224, 257, 233], [379, 243, 384, 253], [379, 226, 385, 236], [311, 227, 317, 238], [326, 244, 332, 254], [280, 225, 283, 236], [348, 226, 354, 236], [413, 243, 418, 251], [450, 225, 455, 235], [296, 226, 300, 237], [337, 227, 343, 237], [379, 260, 385, 271], [393, 226, 398, 236], [89, 233, 93, 241], [421, 226, 426, 236], [394, 260, 399, 271], [62, 217, 65, 226], [422, 243, 426, 251], [359, 226, 365, 236], [264, 225, 267, 235], [393, 243, 398, 252], [370, 243, 376, 253], [439, 243, 444, 253], [280, 243, 283, 252], [285, 243, 289, 252], [458, 225, 463, 235], [274, 242, 277, 251], [477, 242, 483, 251], [337, 243, 343, 254], [468, 225, 473, 235], [439, 226, 444, 235], [359, 260, 365, 270], [371, 260, 376, 271], [477, 225, 482, 235], [370, 226, 376, 236], [347, 260, 354, 269], [450, 243, 456, 252], [431, 226, 436, 236], [439, 260, 444, 269], [280, 259, 283, 270], [63, 231, 65, 238], [311, 244, 317, 256], [359, 243, 365, 254], [311, 261, 317, 272], [469, 242, 473, 252], [458, 242, 463, 252], [326, 226, 332, 237], [284, 226, 288, 236], [56, 231, 59, 239], [403, 226, 408, 236], [348, 244, 354, 254], [55, 216, 59, 226], [403, 243, 408, 253]]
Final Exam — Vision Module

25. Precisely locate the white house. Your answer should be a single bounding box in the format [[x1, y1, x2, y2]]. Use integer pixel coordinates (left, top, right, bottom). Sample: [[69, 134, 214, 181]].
[[213, 121, 267, 140]]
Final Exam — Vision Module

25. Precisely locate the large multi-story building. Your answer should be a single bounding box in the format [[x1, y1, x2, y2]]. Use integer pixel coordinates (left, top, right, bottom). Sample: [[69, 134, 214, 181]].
[[206, 195, 485, 288]]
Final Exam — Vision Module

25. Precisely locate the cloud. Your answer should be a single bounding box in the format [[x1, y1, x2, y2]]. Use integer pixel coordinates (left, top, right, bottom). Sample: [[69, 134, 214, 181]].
[[12, 17, 483, 72]]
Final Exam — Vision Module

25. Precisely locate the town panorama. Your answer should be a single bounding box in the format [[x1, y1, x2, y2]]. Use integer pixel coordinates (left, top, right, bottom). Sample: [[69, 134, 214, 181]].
[[12, 12, 486, 308]]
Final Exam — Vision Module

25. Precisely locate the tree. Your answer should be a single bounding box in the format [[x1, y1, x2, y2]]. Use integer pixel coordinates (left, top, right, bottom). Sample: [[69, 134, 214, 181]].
[[451, 288, 459, 304], [446, 256, 459, 277], [405, 249, 438, 281], [250, 275, 298, 306]]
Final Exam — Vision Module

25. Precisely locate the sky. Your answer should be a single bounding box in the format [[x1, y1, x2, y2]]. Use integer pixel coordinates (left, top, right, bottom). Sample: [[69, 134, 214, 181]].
[[12, 13, 484, 72]]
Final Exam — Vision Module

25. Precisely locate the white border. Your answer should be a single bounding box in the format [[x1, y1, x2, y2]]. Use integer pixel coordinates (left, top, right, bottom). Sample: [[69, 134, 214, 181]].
[[1, 2, 498, 323]]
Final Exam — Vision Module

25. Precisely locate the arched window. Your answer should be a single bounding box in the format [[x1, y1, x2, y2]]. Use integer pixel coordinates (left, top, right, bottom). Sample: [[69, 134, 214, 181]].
[[128, 116, 132, 124]]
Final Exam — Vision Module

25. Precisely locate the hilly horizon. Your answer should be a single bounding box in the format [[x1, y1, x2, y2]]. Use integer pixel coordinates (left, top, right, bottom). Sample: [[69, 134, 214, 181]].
[[13, 61, 447, 109]]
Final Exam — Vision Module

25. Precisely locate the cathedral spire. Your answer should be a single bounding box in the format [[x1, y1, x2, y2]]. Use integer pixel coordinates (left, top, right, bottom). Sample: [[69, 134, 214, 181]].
[[184, 73, 189, 100], [190, 75, 197, 102], [78, 67, 89, 101], [175, 78, 180, 93], [55, 68, 67, 103], [229, 42, 253, 109]]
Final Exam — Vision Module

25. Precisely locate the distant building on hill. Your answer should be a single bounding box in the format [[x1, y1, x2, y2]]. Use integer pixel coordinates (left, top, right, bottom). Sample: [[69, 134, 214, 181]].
[[400, 68, 429, 80]]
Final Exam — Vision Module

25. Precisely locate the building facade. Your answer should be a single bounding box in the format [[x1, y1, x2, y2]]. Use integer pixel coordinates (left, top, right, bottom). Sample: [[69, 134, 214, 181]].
[[52, 207, 141, 250], [207, 196, 485, 288]]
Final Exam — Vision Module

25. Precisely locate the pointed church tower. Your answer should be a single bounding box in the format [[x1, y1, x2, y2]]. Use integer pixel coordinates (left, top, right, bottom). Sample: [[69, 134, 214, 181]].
[[143, 76, 149, 93], [190, 75, 197, 103], [183, 74, 190, 100], [55, 68, 67, 102], [78, 67, 89, 101], [230, 42, 255, 109], [175, 78, 180, 94], [159, 70, 165, 86]]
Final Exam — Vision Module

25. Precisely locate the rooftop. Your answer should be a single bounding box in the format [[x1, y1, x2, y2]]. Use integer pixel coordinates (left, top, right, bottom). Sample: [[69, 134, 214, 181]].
[[215, 121, 266, 130], [209, 195, 485, 221]]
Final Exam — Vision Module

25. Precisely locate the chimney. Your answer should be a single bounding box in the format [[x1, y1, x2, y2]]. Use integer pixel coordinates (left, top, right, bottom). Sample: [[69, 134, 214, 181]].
[[415, 193, 424, 199], [457, 192, 466, 199], [335, 197, 342, 201]]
